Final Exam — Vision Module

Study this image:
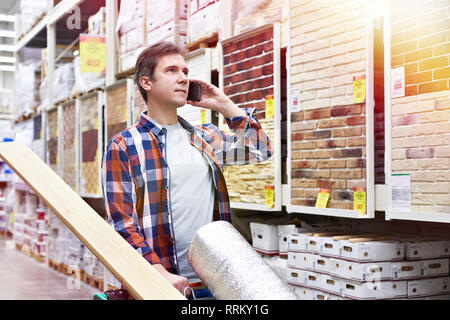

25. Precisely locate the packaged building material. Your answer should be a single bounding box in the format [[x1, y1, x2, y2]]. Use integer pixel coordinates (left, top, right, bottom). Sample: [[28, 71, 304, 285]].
[[88, 7, 106, 35], [342, 279, 408, 300], [105, 80, 129, 143], [53, 63, 75, 104], [338, 238, 404, 262], [15, 63, 39, 119], [19, 0, 47, 37], [403, 238, 450, 260], [147, 0, 187, 47], [407, 277, 450, 298], [117, 0, 146, 72], [231, 0, 284, 36], [31, 115, 45, 161], [277, 224, 300, 257], [250, 222, 279, 256], [72, 56, 105, 95], [187, 0, 219, 45]]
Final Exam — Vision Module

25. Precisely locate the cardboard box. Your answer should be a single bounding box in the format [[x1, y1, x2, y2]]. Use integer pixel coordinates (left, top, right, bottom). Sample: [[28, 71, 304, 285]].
[[319, 274, 343, 295], [304, 270, 322, 290], [342, 279, 408, 300], [288, 232, 312, 253], [277, 224, 299, 257], [404, 239, 450, 260], [319, 233, 374, 258], [339, 238, 404, 262], [407, 277, 450, 298], [420, 258, 450, 277], [328, 258, 392, 282], [287, 252, 316, 271], [249, 222, 279, 256], [287, 267, 305, 286], [313, 255, 330, 274], [391, 260, 422, 280]]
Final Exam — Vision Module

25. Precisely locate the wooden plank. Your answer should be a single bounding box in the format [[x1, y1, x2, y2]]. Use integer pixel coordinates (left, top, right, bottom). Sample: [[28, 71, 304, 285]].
[[0, 141, 184, 300]]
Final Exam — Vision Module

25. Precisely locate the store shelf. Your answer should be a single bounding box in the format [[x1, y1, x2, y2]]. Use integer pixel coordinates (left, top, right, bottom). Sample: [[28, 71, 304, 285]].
[[15, 0, 86, 51]]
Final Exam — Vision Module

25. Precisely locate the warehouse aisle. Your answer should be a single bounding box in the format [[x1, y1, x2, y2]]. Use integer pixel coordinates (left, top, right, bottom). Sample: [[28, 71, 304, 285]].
[[0, 237, 99, 300]]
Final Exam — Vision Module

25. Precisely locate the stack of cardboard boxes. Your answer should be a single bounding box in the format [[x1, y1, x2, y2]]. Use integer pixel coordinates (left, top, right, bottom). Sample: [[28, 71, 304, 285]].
[[251, 222, 450, 300]]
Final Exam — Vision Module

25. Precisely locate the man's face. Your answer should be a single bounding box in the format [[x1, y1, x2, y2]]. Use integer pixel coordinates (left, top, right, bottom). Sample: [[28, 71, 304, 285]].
[[149, 53, 189, 108]]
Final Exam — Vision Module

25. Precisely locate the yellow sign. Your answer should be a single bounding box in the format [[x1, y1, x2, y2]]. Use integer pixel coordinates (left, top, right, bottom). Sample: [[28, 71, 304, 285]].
[[265, 95, 274, 119], [200, 109, 206, 124], [265, 185, 274, 209], [353, 187, 366, 215], [315, 189, 330, 208], [80, 34, 106, 73], [124, 108, 128, 123], [353, 75, 366, 103]]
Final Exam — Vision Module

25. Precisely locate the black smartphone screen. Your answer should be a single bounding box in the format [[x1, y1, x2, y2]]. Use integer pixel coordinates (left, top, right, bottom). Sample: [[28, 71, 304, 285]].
[[187, 81, 202, 102]]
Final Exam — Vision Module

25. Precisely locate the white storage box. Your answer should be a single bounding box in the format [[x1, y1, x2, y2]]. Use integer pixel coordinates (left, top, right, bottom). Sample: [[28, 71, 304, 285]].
[[304, 270, 322, 290], [328, 258, 392, 282], [319, 274, 343, 295], [287, 267, 305, 286], [292, 286, 322, 300], [420, 258, 450, 277], [408, 277, 450, 298], [342, 279, 408, 300], [288, 252, 316, 271], [319, 233, 373, 258], [391, 260, 422, 280], [404, 239, 450, 260], [313, 255, 329, 274], [277, 224, 299, 257], [249, 222, 279, 256], [288, 232, 312, 253], [339, 238, 404, 262]]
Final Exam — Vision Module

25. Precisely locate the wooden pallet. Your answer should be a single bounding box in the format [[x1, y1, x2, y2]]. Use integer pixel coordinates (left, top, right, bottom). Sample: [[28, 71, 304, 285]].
[[186, 32, 219, 52], [115, 68, 135, 81]]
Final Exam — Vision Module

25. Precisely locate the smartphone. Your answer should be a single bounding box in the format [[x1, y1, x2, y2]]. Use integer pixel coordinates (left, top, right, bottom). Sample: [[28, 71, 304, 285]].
[[187, 81, 202, 102]]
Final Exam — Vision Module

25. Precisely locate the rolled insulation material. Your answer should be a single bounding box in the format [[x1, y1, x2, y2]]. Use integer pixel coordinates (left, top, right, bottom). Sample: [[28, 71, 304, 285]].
[[187, 221, 297, 300]]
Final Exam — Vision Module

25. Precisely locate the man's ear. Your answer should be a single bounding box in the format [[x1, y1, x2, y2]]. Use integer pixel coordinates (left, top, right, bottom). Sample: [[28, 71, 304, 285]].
[[140, 76, 152, 92]]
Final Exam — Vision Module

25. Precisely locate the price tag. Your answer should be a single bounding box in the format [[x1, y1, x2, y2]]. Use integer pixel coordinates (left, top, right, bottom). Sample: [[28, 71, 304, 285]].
[[80, 34, 106, 74], [353, 187, 366, 215], [265, 185, 274, 209], [315, 189, 330, 208], [124, 108, 128, 123], [200, 109, 206, 124], [353, 75, 366, 103], [265, 95, 274, 119]]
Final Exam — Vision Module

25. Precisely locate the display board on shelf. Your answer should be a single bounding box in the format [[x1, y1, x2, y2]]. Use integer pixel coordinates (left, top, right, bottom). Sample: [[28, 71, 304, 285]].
[[177, 48, 213, 126], [46, 107, 60, 176], [220, 24, 282, 212], [385, 0, 450, 221], [104, 79, 133, 146], [287, 0, 374, 219], [61, 99, 78, 192], [79, 90, 103, 198]]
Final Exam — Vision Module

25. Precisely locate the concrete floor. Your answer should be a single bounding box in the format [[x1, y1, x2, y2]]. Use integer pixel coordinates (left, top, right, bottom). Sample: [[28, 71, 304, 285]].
[[0, 235, 99, 300]]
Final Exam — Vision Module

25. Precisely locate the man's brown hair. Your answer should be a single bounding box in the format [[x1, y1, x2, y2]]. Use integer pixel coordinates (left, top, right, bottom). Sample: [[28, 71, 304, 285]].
[[135, 41, 185, 102]]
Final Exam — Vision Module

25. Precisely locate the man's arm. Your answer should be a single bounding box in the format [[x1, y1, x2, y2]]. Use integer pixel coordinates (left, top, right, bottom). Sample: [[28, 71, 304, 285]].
[[188, 79, 274, 166]]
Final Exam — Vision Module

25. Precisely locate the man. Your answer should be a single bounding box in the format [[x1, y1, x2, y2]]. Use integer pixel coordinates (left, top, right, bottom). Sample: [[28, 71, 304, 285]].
[[101, 41, 273, 298]]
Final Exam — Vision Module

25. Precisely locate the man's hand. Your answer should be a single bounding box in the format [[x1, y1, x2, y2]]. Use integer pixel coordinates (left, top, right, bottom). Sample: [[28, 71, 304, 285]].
[[153, 264, 191, 297], [187, 79, 246, 118]]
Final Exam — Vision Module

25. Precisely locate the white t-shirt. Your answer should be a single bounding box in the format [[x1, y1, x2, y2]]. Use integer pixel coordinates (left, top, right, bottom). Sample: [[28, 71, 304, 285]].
[[164, 121, 215, 281]]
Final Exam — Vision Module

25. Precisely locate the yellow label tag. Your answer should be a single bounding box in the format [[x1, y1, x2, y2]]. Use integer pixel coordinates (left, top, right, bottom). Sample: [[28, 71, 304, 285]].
[[353, 187, 366, 215], [200, 109, 206, 124], [265, 95, 274, 119], [315, 189, 330, 208], [79, 34, 106, 73], [40, 130, 42, 139], [265, 185, 274, 209], [353, 75, 366, 103], [56, 154, 59, 165], [124, 108, 128, 123], [10, 210, 14, 224], [95, 119, 99, 130]]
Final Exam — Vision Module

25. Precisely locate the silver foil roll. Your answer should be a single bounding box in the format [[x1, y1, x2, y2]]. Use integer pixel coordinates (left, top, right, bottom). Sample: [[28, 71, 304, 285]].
[[187, 221, 298, 300]]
